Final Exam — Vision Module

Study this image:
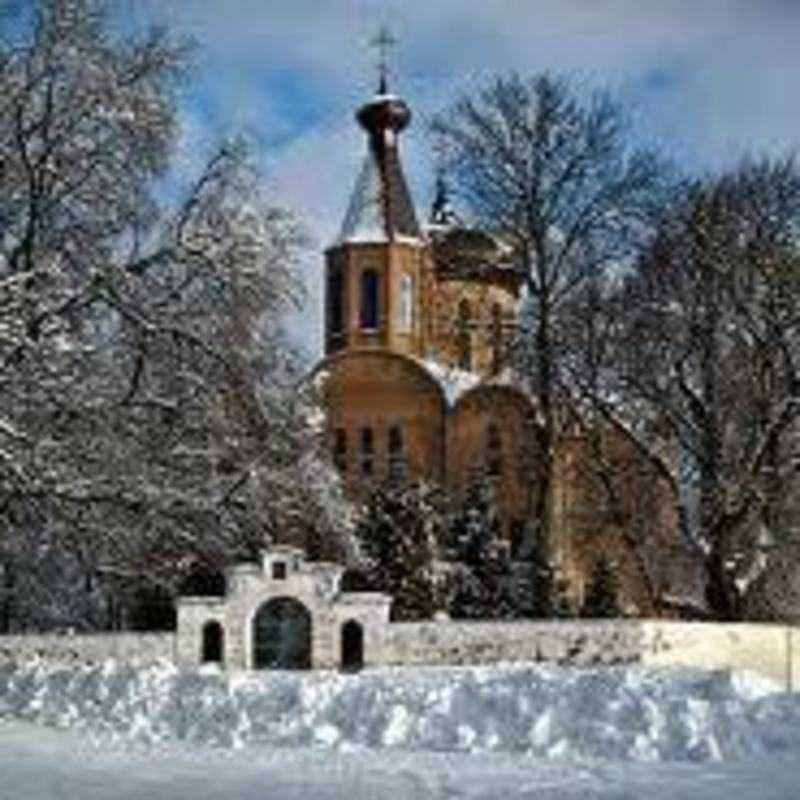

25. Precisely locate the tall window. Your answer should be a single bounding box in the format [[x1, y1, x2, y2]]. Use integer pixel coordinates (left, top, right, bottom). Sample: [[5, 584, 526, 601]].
[[333, 428, 347, 473], [487, 422, 502, 477], [360, 427, 374, 477], [360, 269, 379, 330], [388, 424, 405, 480], [457, 299, 472, 371], [491, 303, 503, 374], [518, 411, 539, 484], [327, 269, 343, 336], [400, 274, 414, 331]]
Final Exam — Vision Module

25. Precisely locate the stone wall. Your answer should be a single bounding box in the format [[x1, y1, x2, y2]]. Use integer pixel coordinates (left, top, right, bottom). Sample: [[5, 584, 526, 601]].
[[639, 620, 799, 690], [383, 620, 645, 668], [0, 632, 175, 665], [383, 619, 800, 691], [1, 617, 798, 693]]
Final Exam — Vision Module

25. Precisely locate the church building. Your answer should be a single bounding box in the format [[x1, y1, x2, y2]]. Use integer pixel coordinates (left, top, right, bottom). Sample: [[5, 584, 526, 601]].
[[313, 70, 684, 616]]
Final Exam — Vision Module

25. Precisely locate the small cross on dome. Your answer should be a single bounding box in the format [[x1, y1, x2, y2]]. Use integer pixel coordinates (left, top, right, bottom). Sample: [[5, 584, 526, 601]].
[[370, 25, 397, 94]]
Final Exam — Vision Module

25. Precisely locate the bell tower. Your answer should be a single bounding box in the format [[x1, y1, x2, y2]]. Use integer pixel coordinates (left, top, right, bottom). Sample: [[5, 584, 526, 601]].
[[323, 31, 426, 358]]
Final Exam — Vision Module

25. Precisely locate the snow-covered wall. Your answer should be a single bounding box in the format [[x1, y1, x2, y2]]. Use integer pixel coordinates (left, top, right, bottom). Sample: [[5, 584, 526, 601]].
[[0, 632, 175, 665], [383, 620, 645, 667], [1, 620, 798, 692], [383, 620, 800, 691]]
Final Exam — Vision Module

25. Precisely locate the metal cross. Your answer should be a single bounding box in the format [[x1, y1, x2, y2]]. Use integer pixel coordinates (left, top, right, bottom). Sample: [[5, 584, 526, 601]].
[[370, 25, 397, 92]]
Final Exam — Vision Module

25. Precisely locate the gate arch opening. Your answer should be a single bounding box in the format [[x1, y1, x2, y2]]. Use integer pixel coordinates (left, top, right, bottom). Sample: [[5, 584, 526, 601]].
[[341, 619, 364, 671], [252, 597, 312, 670], [201, 621, 224, 664]]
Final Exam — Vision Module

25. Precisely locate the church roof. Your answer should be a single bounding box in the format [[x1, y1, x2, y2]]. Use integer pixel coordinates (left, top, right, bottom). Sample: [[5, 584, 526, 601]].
[[336, 93, 421, 245]]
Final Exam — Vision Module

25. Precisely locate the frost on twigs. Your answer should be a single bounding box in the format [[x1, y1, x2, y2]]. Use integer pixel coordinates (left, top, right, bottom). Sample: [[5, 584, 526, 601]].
[[0, 0, 350, 632]]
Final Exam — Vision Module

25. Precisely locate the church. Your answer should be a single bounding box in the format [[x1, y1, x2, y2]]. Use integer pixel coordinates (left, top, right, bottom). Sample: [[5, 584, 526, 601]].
[[312, 70, 688, 617]]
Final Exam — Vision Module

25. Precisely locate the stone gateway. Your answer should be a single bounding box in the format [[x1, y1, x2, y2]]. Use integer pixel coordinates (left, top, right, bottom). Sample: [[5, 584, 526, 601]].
[[175, 546, 391, 670]]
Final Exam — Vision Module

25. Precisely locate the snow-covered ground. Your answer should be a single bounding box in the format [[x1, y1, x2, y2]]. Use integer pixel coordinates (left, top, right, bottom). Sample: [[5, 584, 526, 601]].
[[2, 661, 800, 799]]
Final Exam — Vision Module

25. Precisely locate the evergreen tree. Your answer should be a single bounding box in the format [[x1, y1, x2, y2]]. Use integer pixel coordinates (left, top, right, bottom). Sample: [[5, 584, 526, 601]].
[[352, 479, 446, 621], [580, 556, 621, 618], [525, 519, 557, 618], [449, 471, 516, 619]]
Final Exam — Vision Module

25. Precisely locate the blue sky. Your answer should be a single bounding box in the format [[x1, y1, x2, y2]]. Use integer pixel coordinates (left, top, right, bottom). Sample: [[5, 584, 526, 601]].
[[120, 2, 800, 356]]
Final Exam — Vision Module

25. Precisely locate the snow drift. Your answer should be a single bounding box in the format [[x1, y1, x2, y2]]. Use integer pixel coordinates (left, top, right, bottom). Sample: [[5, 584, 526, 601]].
[[1, 660, 798, 763]]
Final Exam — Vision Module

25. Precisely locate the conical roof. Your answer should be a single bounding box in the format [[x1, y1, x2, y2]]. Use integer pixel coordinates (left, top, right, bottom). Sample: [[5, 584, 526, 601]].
[[337, 92, 421, 244]]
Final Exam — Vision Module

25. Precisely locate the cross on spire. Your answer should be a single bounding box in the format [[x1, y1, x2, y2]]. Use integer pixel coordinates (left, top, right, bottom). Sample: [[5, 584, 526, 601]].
[[370, 25, 397, 94]]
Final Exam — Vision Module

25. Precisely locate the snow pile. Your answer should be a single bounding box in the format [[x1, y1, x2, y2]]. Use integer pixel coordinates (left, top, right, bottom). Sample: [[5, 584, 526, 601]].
[[1, 660, 799, 762]]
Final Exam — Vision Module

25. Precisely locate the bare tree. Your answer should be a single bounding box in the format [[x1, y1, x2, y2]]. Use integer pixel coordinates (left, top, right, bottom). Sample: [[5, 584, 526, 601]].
[[432, 73, 674, 602], [0, 0, 348, 630], [569, 157, 800, 619]]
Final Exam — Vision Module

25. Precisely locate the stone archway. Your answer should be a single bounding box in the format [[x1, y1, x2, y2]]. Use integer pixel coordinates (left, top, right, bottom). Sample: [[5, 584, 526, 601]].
[[252, 597, 312, 669], [340, 619, 364, 671]]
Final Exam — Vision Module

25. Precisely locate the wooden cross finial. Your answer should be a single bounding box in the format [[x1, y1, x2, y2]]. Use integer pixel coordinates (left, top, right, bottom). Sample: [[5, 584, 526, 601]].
[[370, 25, 397, 93]]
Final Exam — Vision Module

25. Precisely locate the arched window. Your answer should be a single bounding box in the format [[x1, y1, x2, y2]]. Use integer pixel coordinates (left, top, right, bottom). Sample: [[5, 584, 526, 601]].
[[457, 299, 472, 371], [491, 303, 503, 374], [360, 269, 379, 330], [400, 273, 414, 331], [360, 426, 374, 477], [388, 424, 405, 480], [327, 269, 343, 335], [333, 428, 347, 473], [487, 422, 502, 477], [518, 411, 539, 484]]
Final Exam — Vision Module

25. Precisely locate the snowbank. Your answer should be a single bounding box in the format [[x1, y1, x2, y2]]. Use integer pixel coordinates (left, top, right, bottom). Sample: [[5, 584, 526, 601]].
[[1, 660, 798, 763]]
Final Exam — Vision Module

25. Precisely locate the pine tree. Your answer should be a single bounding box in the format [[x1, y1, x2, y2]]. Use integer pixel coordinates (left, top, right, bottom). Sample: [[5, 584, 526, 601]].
[[580, 556, 621, 618], [352, 479, 446, 621], [526, 520, 557, 618], [448, 471, 516, 619]]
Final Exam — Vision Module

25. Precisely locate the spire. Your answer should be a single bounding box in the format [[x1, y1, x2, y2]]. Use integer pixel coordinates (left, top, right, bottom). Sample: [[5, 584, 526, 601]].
[[336, 29, 420, 245]]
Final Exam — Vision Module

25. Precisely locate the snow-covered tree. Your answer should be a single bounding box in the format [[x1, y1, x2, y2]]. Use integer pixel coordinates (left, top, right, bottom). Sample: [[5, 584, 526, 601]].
[[351, 479, 448, 621], [580, 555, 621, 618], [431, 74, 675, 613], [0, 0, 349, 631], [448, 472, 517, 619]]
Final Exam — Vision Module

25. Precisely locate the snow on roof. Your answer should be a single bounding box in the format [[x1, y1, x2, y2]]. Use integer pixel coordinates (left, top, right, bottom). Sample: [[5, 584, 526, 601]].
[[336, 134, 420, 245], [419, 359, 523, 407]]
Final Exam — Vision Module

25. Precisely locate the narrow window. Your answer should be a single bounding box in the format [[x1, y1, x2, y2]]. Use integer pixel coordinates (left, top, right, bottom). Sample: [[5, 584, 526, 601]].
[[510, 519, 525, 559], [388, 424, 405, 480], [360, 269, 379, 330], [457, 299, 472, 371], [360, 427, 374, 477], [333, 428, 347, 473], [272, 561, 287, 580], [328, 269, 343, 334], [400, 274, 414, 331], [487, 422, 502, 477], [491, 303, 503, 374], [518, 411, 539, 483]]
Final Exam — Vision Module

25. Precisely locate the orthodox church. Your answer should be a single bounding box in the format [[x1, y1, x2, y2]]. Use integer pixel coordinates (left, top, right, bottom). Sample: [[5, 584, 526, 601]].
[[313, 71, 685, 616]]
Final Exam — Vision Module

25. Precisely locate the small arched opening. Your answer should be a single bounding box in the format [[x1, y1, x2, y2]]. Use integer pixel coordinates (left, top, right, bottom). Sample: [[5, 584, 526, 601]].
[[201, 620, 224, 664], [340, 619, 364, 672]]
